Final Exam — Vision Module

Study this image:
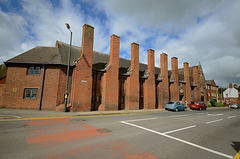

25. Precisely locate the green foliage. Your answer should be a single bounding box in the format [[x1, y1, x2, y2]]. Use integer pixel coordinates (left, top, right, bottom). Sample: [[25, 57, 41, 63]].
[[210, 100, 217, 107], [209, 99, 225, 107], [207, 101, 212, 107]]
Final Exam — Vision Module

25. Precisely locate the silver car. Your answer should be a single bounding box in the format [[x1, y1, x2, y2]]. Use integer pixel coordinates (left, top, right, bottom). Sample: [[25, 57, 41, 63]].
[[230, 104, 239, 109]]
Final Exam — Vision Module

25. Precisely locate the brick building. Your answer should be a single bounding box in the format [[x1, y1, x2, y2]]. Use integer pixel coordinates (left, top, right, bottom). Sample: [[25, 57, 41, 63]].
[[0, 24, 208, 112], [206, 79, 219, 101]]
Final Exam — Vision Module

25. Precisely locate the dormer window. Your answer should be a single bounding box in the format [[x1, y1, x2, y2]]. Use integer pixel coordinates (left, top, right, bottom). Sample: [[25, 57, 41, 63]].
[[28, 67, 40, 75]]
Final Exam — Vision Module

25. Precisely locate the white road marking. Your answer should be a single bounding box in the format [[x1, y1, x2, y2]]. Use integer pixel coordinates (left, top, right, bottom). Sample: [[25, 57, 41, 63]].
[[196, 113, 207, 115], [206, 119, 223, 124], [169, 114, 189, 118], [162, 125, 196, 135], [122, 117, 157, 123], [207, 114, 224, 116], [0, 115, 22, 119], [227, 116, 236, 119], [120, 120, 233, 159]]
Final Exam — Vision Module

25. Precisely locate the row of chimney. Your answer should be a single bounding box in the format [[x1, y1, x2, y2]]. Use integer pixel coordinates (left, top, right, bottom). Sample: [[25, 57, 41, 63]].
[[70, 24, 201, 112]]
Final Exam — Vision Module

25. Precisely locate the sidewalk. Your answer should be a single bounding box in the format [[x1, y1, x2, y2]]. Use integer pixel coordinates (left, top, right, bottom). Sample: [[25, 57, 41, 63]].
[[0, 106, 229, 119]]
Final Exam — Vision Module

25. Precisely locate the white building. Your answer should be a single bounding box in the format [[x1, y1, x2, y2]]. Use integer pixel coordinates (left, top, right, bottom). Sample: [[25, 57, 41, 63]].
[[223, 83, 239, 104]]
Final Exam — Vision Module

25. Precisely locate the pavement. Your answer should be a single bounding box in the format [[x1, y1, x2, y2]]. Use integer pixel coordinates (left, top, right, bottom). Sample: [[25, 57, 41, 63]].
[[0, 106, 230, 119]]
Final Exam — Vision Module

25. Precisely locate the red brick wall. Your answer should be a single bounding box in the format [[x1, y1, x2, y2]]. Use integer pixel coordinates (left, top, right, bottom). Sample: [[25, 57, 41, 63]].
[[71, 24, 94, 112], [56, 67, 72, 107], [2, 65, 62, 110], [125, 43, 139, 110], [224, 97, 239, 105], [99, 34, 120, 111], [143, 49, 155, 109], [41, 66, 64, 110], [170, 57, 179, 101]]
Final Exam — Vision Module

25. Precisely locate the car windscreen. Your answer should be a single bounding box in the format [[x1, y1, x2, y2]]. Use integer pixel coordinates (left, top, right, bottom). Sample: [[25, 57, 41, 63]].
[[191, 102, 198, 104], [167, 102, 175, 104]]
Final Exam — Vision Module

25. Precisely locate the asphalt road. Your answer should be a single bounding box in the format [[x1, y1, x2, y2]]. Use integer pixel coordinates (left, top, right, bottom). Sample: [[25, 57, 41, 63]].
[[0, 108, 239, 159]]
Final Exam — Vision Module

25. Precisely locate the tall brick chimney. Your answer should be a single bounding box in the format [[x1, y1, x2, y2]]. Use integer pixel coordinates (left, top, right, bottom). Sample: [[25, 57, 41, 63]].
[[158, 53, 169, 108], [144, 49, 155, 109], [229, 83, 232, 88], [170, 57, 179, 101], [71, 24, 94, 112], [184, 62, 191, 104], [125, 43, 139, 110], [99, 34, 120, 111], [193, 66, 201, 102]]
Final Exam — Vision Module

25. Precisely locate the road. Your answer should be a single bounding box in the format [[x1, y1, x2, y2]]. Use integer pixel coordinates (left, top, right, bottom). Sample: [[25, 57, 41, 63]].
[[0, 108, 239, 159]]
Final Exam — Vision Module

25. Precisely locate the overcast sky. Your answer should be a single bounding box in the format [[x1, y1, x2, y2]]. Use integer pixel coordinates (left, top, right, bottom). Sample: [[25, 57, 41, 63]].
[[0, 0, 240, 88]]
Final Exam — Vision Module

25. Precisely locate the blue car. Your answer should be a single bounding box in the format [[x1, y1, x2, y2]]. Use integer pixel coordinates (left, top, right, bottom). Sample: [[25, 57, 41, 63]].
[[165, 101, 186, 112]]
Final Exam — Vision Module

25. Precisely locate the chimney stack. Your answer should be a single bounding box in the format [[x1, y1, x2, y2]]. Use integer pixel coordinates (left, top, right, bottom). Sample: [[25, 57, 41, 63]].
[[125, 43, 140, 110], [71, 24, 94, 112]]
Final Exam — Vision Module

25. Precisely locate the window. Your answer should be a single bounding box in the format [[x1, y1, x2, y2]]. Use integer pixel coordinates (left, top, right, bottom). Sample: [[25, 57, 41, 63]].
[[24, 88, 38, 99], [28, 67, 40, 75]]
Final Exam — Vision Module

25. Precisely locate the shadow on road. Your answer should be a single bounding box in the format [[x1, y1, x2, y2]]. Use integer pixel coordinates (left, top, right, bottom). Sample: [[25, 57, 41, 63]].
[[231, 141, 240, 152]]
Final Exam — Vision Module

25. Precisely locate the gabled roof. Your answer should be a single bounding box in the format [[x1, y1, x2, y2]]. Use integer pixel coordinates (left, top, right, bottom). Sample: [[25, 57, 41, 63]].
[[206, 80, 212, 85], [206, 79, 217, 86]]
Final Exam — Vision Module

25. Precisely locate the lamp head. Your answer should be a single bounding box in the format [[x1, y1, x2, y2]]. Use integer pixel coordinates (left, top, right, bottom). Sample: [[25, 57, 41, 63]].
[[65, 23, 70, 30]]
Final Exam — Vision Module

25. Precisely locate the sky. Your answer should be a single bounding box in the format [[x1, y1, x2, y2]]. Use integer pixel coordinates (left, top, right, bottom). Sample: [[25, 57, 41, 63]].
[[0, 0, 240, 88]]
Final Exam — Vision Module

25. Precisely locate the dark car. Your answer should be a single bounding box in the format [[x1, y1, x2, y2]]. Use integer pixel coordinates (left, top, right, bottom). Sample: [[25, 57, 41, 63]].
[[189, 101, 207, 110]]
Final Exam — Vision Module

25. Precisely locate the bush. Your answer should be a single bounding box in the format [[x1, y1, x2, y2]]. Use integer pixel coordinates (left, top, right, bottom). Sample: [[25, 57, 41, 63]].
[[215, 102, 224, 107], [209, 99, 225, 107], [210, 100, 217, 107], [207, 101, 212, 107]]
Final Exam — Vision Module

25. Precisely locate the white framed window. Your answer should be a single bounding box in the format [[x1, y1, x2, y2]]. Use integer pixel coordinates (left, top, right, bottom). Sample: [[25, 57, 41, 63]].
[[28, 67, 40, 75], [24, 88, 38, 99]]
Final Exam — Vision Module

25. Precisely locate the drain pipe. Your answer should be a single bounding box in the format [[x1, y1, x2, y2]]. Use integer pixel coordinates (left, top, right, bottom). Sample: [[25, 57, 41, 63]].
[[39, 64, 46, 110]]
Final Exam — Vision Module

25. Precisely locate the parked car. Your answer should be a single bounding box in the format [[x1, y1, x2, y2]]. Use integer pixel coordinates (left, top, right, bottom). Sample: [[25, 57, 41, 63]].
[[189, 101, 207, 110], [165, 101, 186, 112], [230, 104, 239, 109]]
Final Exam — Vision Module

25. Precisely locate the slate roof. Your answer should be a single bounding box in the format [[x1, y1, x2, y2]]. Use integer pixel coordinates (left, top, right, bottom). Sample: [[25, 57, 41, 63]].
[[5, 41, 196, 85], [206, 80, 212, 85]]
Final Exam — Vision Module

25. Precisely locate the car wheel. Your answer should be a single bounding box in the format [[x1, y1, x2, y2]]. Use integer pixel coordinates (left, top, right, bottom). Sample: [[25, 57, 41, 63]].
[[199, 107, 202, 111], [175, 107, 178, 112]]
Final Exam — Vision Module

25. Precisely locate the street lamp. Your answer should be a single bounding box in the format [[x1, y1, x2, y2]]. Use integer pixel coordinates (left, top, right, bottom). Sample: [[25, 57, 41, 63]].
[[64, 23, 72, 112]]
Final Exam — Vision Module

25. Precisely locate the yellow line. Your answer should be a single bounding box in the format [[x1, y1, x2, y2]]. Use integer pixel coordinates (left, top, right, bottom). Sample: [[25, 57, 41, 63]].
[[0, 116, 72, 121], [233, 150, 240, 159], [0, 113, 133, 121], [0, 111, 165, 121]]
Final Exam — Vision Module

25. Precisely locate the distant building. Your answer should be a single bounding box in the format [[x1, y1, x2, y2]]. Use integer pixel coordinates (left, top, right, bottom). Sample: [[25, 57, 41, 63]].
[[206, 79, 219, 101], [223, 83, 239, 104]]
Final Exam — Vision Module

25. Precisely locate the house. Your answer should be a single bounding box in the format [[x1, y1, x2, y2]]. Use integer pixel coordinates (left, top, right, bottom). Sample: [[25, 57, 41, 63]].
[[206, 79, 219, 101], [223, 83, 239, 105], [0, 24, 208, 112]]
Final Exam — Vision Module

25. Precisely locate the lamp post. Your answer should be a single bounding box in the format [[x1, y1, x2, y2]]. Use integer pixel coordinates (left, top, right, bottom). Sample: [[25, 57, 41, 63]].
[[64, 23, 72, 112]]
